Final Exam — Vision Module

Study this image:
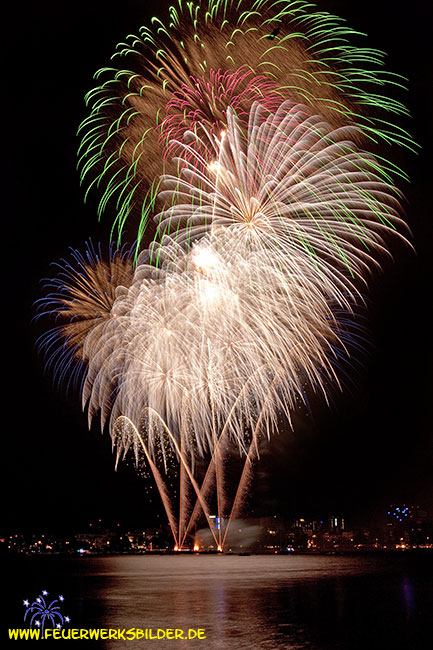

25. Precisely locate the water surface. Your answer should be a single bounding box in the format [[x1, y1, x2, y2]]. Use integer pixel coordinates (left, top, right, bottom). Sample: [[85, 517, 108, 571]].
[[3, 553, 432, 648]]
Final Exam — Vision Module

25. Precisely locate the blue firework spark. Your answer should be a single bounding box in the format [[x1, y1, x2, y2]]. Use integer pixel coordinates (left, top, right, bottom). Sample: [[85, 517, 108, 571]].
[[23, 591, 69, 635]]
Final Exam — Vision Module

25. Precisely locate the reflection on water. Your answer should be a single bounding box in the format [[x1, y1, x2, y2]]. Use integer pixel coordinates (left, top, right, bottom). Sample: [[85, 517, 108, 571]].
[[3, 553, 433, 649]]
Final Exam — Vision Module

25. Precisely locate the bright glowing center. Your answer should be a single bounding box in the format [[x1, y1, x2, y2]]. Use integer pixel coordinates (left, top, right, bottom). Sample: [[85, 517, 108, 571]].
[[208, 160, 221, 173], [199, 281, 221, 304], [193, 247, 220, 272]]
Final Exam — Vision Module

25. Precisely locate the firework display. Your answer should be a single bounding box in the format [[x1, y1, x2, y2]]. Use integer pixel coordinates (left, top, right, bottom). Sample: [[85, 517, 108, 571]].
[[39, 1, 413, 550]]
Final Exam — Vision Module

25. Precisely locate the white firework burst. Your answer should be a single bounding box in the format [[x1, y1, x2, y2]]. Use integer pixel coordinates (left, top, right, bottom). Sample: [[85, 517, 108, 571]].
[[80, 100, 409, 463], [156, 100, 408, 300]]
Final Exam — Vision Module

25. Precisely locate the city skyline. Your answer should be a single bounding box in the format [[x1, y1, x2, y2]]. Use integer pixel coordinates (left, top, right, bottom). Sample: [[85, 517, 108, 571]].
[[2, 504, 432, 554]]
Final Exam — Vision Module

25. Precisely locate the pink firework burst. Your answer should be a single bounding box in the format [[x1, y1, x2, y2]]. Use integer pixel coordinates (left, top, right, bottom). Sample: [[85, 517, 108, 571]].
[[160, 66, 283, 162]]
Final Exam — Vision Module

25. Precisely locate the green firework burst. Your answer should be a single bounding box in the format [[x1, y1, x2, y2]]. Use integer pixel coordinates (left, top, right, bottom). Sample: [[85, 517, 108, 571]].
[[78, 0, 416, 251]]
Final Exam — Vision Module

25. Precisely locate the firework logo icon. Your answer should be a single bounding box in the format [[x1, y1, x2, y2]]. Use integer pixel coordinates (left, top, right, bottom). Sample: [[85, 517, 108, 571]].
[[23, 590, 70, 636]]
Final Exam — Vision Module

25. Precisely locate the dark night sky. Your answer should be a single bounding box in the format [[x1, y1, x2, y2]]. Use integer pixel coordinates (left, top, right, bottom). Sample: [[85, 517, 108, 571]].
[[3, 0, 432, 533]]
